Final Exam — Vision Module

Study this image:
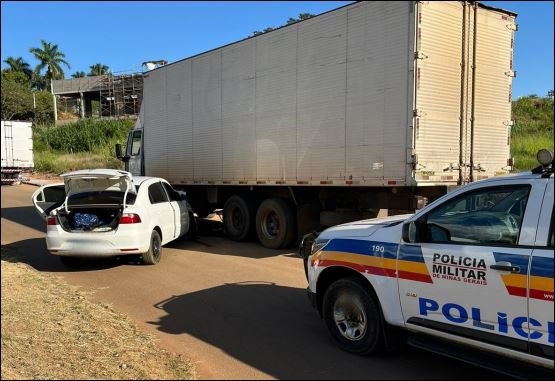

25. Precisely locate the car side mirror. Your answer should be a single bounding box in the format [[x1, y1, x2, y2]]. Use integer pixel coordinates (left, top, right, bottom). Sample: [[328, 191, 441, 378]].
[[115, 144, 123, 160], [402, 221, 417, 243]]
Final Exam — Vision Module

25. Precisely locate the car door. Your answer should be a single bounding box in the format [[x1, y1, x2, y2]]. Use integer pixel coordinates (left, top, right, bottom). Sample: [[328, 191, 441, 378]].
[[527, 178, 554, 359], [126, 129, 142, 176], [31, 183, 65, 220], [147, 181, 176, 244], [161, 182, 189, 238], [398, 178, 547, 354]]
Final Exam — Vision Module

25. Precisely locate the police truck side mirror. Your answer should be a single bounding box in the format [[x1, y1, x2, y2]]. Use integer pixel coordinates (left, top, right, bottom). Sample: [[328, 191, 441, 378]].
[[402, 221, 417, 243]]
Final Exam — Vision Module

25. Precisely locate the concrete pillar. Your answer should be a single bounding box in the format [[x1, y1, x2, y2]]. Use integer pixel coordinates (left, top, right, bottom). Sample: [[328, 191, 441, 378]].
[[51, 80, 57, 122], [79, 92, 85, 118]]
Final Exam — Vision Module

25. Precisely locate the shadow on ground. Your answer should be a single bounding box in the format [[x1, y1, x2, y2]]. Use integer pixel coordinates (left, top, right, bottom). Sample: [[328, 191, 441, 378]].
[[148, 281, 509, 380], [168, 217, 294, 260], [1, 238, 142, 273], [1, 205, 46, 233]]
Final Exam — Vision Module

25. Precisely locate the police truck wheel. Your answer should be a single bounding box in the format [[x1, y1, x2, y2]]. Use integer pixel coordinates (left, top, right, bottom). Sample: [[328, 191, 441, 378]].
[[223, 195, 253, 241], [322, 278, 384, 355], [255, 198, 296, 249], [142, 230, 162, 265]]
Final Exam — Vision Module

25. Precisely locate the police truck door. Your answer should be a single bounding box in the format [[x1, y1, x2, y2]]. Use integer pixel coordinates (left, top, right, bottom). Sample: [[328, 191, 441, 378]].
[[398, 179, 546, 352]]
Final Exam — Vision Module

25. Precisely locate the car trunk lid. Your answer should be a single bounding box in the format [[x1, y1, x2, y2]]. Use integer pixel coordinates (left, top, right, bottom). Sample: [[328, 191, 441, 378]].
[[60, 169, 135, 211]]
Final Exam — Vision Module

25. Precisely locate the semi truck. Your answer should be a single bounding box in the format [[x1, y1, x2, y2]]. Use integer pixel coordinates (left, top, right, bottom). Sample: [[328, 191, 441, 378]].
[[1, 120, 34, 185], [116, 1, 517, 249]]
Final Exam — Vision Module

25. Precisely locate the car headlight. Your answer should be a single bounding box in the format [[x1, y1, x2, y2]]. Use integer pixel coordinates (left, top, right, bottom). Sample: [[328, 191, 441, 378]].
[[311, 238, 330, 255]]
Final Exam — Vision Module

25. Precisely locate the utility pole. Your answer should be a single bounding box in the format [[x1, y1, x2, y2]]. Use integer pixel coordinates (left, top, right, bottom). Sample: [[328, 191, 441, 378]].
[[32, 92, 36, 122], [51, 79, 57, 123]]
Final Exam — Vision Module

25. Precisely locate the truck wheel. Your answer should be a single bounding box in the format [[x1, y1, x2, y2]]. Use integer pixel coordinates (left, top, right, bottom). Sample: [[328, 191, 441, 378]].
[[223, 195, 253, 241], [255, 198, 296, 249], [322, 278, 384, 355], [184, 211, 198, 240], [142, 230, 162, 265]]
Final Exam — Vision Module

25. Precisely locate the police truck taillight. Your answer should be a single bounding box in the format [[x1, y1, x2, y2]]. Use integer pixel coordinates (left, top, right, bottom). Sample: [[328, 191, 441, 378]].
[[47, 216, 58, 225], [119, 213, 142, 224]]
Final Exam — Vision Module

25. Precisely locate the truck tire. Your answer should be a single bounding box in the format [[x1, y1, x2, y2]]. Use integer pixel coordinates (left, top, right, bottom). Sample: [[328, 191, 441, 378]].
[[322, 278, 384, 355], [183, 211, 198, 240], [255, 198, 296, 249], [223, 195, 253, 241], [142, 230, 162, 265]]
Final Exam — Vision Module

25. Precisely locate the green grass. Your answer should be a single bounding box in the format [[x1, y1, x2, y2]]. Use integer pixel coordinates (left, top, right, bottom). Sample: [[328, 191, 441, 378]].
[[511, 95, 554, 171], [34, 151, 124, 174], [511, 132, 553, 171], [33, 118, 133, 174]]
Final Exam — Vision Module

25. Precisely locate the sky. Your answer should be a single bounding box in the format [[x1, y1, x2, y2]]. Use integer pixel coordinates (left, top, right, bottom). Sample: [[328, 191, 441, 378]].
[[1, 1, 553, 99]]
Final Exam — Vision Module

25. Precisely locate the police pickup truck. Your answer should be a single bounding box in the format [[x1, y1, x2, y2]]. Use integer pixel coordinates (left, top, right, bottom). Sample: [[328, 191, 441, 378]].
[[299, 150, 554, 378]]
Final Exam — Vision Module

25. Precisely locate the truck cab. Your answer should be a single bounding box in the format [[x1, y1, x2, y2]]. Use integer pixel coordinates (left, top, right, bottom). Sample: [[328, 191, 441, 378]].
[[116, 126, 143, 177]]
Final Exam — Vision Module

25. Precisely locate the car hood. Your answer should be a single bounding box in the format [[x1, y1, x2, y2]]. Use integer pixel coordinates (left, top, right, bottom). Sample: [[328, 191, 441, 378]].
[[60, 169, 135, 196], [321, 214, 414, 238]]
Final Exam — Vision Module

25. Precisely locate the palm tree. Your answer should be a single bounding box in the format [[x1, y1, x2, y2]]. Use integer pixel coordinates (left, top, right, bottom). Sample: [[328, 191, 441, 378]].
[[29, 39, 71, 82], [72, 71, 86, 78], [2, 56, 33, 80], [89, 63, 110, 76]]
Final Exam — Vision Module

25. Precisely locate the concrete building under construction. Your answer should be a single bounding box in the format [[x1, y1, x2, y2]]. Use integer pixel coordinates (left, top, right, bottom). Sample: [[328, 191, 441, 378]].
[[51, 73, 143, 122]]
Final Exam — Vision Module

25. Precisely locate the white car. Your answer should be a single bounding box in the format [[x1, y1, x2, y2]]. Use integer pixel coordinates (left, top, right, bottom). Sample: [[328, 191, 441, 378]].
[[32, 169, 196, 266]]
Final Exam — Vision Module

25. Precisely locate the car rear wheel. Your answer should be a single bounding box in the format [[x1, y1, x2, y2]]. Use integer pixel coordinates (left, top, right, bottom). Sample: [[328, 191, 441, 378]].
[[322, 278, 384, 355], [142, 230, 162, 265]]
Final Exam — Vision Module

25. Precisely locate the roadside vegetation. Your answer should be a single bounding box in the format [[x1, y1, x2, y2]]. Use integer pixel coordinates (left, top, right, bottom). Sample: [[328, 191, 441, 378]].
[[33, 118, 133, 173], [1, 247, 195, 380], [511, 95, 554, 171]]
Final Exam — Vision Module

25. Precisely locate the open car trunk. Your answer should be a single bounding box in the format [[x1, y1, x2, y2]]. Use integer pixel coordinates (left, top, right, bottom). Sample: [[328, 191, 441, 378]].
[[32, 169, 138, 231], [55, 206, 123, 232]]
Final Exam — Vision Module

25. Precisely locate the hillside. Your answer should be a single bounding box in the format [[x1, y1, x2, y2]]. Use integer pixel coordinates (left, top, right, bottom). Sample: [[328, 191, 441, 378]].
[[511, 95, 554, 171]]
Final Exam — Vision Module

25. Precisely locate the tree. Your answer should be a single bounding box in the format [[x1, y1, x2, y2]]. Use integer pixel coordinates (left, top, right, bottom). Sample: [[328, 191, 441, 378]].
[[2, 56, 33, 80], [287, 13, 315, 24], [89, 63, 110, 76], [1, 71, 33, 120], [31, 72, 49, 91], [1, 70, 54, 123], [29, 39, 71, 83], [72, 71, 86, 78], [251, 13, 315, 37]]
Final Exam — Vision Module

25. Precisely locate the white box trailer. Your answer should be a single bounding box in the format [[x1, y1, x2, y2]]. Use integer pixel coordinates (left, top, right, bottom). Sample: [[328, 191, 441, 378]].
[[117, 1, 517, 249], [1, 120, 34, 185]]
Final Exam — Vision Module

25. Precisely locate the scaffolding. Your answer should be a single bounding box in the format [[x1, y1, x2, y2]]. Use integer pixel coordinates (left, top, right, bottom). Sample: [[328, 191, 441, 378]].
[[99, 73, 143, 118]]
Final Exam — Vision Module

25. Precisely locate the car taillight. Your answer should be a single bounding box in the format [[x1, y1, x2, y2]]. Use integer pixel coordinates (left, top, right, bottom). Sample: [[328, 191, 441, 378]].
[[47, 216, 58, 225], [119, 213, 142, 224]]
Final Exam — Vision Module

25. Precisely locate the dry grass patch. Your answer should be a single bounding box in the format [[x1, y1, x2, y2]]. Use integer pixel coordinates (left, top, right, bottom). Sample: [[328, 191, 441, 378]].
[[1, 249, 195, 380]]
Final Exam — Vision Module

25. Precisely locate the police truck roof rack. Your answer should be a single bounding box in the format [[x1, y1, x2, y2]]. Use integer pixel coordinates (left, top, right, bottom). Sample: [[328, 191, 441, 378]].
[[531, 149, 554, 177]]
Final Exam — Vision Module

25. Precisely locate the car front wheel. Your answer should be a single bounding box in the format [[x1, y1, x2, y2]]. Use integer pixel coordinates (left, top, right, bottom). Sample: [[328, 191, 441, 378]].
[[142, 230, 162, 265], [322, 278, 384, 355]]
